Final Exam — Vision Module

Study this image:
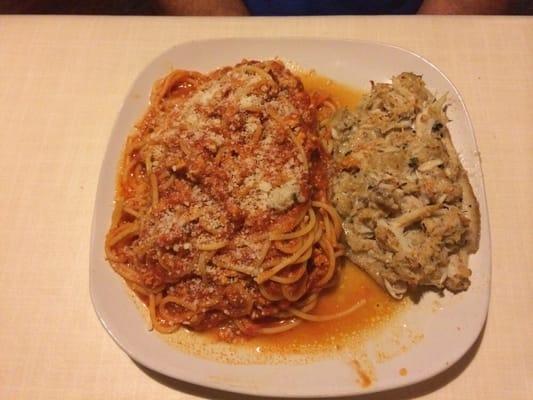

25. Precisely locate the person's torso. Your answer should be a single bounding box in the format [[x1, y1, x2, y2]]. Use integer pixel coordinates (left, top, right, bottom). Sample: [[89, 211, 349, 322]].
[[243, 0, 423, 15]]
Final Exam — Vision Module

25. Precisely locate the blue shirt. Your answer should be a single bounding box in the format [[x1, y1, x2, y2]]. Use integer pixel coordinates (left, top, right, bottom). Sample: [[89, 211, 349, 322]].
[[244, 0, 423, 15]]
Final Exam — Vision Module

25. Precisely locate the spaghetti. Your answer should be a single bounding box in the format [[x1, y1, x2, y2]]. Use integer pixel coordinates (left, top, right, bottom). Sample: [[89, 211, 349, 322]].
[[105, 60, 356, 340]]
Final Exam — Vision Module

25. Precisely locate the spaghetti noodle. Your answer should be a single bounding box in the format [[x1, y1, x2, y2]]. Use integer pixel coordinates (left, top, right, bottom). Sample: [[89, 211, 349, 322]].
[[105, 60, 356, 340]]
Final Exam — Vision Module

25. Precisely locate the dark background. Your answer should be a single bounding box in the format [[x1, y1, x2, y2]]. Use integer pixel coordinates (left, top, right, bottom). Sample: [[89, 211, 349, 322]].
[[0, 0, 158, 15], [1, 0, 531, 15]]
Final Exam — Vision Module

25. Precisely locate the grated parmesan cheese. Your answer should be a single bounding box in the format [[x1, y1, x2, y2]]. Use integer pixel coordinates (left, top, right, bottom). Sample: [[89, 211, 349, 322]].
[[126, 60, 316, 295], [267, 180, 300, 211]]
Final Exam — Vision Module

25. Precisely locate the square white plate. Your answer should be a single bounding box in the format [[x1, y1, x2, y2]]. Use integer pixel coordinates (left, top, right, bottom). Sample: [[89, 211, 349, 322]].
[[90, 38, 491, 397]]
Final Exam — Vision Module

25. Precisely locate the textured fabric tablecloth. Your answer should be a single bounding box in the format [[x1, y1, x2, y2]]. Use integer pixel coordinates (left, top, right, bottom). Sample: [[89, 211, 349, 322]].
[[0, 15, 531, 399]]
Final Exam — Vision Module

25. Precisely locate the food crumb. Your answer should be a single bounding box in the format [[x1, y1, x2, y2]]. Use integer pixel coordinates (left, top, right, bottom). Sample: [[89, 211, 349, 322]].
[[399, 367, 408, 376]]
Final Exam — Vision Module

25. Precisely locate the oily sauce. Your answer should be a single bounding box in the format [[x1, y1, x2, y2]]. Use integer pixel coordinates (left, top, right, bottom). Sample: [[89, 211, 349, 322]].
[[250, 261, 400, 354], [298, 70, 363, 111], [242, 72, 402, 354]]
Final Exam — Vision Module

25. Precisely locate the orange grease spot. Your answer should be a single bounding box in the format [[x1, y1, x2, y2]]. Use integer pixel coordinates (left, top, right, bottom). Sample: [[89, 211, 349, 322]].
[[352, 358, 373, 388]]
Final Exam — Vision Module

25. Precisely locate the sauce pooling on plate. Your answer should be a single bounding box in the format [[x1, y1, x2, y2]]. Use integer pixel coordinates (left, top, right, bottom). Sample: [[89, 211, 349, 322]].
[[243, 72, 403, 354], [249, 259, 401, 353]]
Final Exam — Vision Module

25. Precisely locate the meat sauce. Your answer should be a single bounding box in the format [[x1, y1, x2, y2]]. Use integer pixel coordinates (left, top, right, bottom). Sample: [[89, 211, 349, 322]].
[[129, 68, 404, 353]]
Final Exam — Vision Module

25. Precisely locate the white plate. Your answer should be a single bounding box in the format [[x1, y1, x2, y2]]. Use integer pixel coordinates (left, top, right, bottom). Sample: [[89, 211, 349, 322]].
[[90, 38, 491, 397]]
